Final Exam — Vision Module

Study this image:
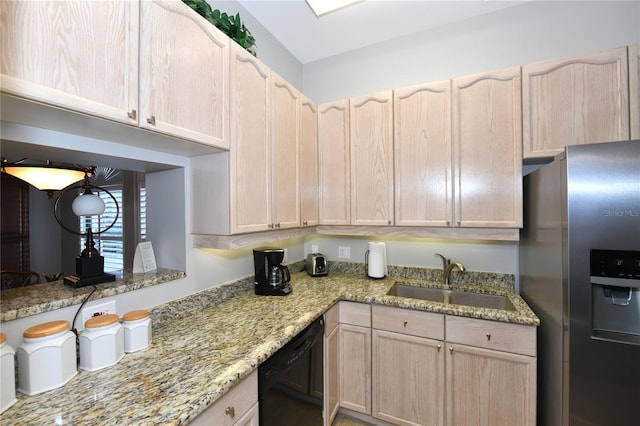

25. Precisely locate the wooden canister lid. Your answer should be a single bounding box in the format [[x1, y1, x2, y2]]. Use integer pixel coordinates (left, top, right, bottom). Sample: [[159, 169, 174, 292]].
[[0, 332, 6, 344], [23, 320, 70, 338], [122, 310, 149, 322], [85, 314, 119, 329]]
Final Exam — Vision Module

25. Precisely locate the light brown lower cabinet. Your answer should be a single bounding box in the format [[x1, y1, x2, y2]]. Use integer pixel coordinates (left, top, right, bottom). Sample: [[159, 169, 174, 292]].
[[191, 370, 258, 426], [370, 305, 536, 426]]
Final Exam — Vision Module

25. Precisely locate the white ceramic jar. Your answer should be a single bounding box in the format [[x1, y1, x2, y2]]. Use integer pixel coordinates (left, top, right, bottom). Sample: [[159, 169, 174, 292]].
[[16, 320, 77, 396], [122, 310, 152, 353], [0, 332, 17, 413], [79, 314, 124, 371]]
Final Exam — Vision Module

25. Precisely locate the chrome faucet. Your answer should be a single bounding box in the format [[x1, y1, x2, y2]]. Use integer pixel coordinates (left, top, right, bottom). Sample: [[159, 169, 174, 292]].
[[435, 253, 466, 285]]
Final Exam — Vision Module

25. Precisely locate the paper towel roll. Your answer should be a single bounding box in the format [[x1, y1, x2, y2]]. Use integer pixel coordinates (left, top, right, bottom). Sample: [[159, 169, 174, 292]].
[[367, 242, 387, 279]]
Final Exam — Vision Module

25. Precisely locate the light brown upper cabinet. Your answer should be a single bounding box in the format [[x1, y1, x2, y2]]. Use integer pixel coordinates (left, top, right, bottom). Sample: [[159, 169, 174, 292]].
[[270, 72, 300, 230], [523, 46, 630, 158], [140, 0, 229, 148], [394, 80, 452, 227], [452, 67, 523, 228], [300, 95, 319, 227], [1, 0, 229, 149], [228, 42, 271, 234], [1, 0, 139, 124], [630, 45, 640, 140], [318, 100, 351, 225], [350, 91, 394, 226]]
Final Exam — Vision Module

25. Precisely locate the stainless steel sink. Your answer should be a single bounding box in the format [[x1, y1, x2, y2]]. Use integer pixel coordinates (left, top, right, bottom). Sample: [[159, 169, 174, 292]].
[[386, 283, 516, 311]]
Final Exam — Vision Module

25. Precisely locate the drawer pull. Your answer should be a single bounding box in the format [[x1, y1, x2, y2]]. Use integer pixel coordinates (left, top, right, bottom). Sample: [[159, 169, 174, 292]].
[[225, 406, 235, 418], [437, 344, 441, 351], [403, 320, 408, 327], [449, 346, 454, 353], [147, 115, 156, 125], [127, 109, 137, 120], [486, 333, 491, 341]]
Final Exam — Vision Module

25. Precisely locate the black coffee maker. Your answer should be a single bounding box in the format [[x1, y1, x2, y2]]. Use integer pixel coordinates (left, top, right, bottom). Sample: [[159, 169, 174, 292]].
[[253, 247, 292, 296]]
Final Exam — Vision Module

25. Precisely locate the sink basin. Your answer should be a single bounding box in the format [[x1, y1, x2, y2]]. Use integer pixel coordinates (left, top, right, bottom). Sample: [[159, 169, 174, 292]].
[[386, 283, 516, 311]]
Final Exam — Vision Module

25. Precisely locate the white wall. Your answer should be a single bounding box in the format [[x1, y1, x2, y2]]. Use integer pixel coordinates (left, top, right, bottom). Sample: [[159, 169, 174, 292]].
[[303, 1, 640, 103]]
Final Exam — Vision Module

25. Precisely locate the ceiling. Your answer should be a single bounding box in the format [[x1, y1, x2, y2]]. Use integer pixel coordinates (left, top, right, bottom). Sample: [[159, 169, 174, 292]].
[[237, 0, 528, 64]]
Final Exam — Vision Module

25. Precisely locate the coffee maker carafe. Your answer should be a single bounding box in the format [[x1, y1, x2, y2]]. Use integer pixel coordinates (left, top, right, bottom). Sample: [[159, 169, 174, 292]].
[[253, 247, 292, 296]]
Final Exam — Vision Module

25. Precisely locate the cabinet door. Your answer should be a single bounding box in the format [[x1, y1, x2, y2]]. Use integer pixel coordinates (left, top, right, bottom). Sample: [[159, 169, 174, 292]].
[[139, 0, 228, 148], [325, 321, 340, 426], [350, 91, 394, 226], [372, 329, 445, 426], [318, 100, 351, 225], [452, 67, 522, 228], [630, 45, 640, 140], [446, 344, 536, 426], [394, 81, 452, 227], [1, 0, 138, 124], [271, 73, 300, 230], [523, 46, 630, 158], [229, 43, 271, 234], [340, 324, 371, 414], [300, 96, 319, 227]]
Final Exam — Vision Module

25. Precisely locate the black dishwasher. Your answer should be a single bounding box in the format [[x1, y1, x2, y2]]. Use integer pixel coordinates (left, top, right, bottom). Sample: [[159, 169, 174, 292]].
[[258, 316, 324, 426]]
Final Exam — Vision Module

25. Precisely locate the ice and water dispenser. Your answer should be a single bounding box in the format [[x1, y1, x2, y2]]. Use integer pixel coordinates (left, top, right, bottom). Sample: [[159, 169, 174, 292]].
[[590, 249, 640, 345]]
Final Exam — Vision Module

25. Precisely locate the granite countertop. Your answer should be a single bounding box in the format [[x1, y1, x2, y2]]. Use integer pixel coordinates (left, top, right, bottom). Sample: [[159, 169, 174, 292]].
[[1, 267, 539, 425]]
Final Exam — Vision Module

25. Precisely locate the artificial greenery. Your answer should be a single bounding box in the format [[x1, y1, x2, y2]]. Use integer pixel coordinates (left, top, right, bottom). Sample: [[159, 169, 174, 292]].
[[183, 0, 256, 56]]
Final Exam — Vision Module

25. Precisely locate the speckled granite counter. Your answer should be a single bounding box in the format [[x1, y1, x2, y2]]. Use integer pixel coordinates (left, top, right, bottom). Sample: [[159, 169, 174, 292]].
[[0, 265, 538, 425], [1, 268, 186, 322]]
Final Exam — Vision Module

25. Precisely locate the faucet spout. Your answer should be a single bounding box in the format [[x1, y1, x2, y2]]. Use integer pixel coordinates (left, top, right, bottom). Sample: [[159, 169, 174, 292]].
[[443, 261, 465, 285]]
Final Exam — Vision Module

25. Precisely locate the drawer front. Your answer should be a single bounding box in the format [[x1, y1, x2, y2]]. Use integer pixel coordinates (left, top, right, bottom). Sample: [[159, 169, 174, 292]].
[[372, 305, 444, 340], [191, 370, 258, 426], [446, 316, 536, 356], [339, 301, 371, 327]]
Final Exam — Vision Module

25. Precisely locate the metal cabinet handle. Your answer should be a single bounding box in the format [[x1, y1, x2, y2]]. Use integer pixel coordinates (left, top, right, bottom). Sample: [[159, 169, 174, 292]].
[[387, 220, 392, 225], [303, 220, 308, 226], [268, 224, 274, 229], [437, 344, 442, 351], [275, 223, 281, 228], [127, 109, 137, 120], [225, 406, 235, 418], [403, 320, 408, 327], [449, 346, 454, 353], [147, 115, 156, 125], [486, 333, 491, 341]]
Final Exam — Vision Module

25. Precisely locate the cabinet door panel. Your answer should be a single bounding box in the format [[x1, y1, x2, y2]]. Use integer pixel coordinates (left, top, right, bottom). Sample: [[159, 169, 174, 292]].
[[446, 344, 536, 426], [318, 100, 351, 225], [339, 324, 371, 414], [452, 67, 522, 228], [372, 329, 445, 426], [271, 74, 300, 229], [394, 81, 452, 227], [350, 91, 394, 226], [1, 0, 138, 123], [140, 0, 228, 148], [523, 47, 630, 158], [300, 96, 319, 227], [630, 45, 640, 140], [325, 324, 340, 426], [229, 43, 271, 233]]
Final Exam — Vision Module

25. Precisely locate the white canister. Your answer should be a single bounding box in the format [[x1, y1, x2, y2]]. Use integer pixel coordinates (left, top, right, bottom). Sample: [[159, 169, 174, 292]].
[[0, 332, 17, 413], [122, 310, 152, 353], [16, 320, 77, 396], [79, 314, 124, 371]]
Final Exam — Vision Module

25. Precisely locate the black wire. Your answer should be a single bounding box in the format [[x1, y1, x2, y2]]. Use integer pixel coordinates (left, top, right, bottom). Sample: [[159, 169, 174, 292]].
[[71, 285, 97, 337]]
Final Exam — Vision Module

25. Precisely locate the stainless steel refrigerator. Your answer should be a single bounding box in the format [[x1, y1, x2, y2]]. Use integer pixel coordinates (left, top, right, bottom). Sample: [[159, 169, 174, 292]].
[[520, 140, 640, 426]]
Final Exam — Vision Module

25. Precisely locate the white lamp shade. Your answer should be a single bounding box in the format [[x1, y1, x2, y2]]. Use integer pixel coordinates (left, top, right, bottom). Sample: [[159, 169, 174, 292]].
[[3, 166, 85, 191], [72, 193, 105, 216]]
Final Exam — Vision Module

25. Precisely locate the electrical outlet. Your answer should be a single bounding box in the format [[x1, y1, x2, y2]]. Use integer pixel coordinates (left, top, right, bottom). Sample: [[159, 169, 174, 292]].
[[338, 246, 351, 259], [311, 244, 319, 253], [81, 300, 117, 327]]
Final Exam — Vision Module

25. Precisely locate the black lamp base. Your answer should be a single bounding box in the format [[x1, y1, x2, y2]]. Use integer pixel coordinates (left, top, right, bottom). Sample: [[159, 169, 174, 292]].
[[64, 272, 116, 289], [63, 255, 116, 288]]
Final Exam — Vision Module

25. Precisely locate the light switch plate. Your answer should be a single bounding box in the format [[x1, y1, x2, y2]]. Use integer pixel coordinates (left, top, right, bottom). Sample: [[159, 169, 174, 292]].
[[338, 246, 351, 259]]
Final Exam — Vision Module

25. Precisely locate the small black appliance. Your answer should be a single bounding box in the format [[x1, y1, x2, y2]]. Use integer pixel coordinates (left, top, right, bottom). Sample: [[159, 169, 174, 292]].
[[253, 247, 292, 296]]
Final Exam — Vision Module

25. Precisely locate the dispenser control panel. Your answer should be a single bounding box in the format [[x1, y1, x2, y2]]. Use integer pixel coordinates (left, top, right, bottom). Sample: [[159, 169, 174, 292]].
[[590, 249, 640, 280]]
